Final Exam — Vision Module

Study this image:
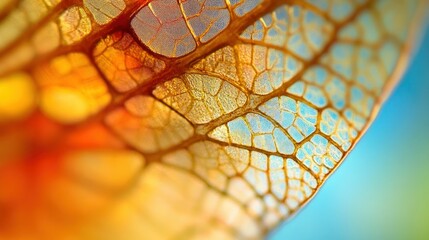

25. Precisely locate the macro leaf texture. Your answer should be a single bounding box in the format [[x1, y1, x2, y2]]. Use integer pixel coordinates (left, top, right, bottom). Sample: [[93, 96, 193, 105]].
[[0, 0, 427, 239]]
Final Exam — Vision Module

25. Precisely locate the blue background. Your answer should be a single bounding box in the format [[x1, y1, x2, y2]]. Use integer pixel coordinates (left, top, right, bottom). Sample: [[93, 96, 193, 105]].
[[271, 23, 429, 240]]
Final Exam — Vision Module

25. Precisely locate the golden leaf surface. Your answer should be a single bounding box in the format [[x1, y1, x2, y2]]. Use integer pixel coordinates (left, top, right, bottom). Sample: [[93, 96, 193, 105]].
[[0, 0, 427, 239]]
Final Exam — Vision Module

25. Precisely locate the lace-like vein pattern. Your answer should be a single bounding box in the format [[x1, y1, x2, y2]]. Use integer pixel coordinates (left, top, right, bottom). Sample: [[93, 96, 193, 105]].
[[0, 0, 426, 239]]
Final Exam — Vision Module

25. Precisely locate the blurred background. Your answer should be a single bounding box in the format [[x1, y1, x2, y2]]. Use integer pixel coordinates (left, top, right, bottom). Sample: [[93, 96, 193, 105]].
[[271, 21, 429, 240]]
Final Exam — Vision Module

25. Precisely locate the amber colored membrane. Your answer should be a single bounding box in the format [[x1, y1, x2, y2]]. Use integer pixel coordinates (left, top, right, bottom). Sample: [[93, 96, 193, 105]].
[[0, 0, 427, 239]]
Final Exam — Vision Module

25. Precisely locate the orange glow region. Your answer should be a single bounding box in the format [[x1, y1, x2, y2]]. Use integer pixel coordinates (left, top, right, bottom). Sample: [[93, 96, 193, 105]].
[[0, 0, 427, 239]]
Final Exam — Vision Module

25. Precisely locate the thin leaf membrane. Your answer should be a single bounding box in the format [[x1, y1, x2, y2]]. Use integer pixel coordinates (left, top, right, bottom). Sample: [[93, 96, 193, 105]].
[[0, 0, 427, 239]]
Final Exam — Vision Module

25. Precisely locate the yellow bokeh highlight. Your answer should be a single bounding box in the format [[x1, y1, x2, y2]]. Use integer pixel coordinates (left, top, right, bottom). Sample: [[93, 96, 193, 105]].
[[35, 52, 111, 124], [40, 86, 90, 124], [64, 149, 144, 191], [0, 73, 36, 121]]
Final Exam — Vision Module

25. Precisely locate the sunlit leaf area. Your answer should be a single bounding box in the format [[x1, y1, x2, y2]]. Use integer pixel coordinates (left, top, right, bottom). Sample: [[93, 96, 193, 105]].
[[273, 24, 429, 240], [0, 0, 427, 239]]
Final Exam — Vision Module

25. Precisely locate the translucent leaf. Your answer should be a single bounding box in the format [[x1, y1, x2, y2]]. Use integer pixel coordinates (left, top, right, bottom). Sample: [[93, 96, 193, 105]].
[[0, 0, 427, 239]]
